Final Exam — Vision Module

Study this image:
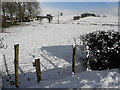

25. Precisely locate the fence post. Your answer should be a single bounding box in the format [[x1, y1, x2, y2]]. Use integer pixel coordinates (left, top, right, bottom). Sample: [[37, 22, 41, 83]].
[[72, 45, 76, 74], [35, 58, 42, 83], [14, 44, 19, 88]]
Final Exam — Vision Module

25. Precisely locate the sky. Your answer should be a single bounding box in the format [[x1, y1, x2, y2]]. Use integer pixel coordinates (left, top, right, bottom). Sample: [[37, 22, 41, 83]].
[[38, 0, 119, 2], [41, 2, 118, 10], [40, 2, 118, 16]]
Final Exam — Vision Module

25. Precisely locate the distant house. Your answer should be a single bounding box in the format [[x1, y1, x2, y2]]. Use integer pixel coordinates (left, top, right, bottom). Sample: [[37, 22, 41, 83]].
[[81, 13, 96, 18], [36, 16, 47, 20], [36, 14, 53, 23]]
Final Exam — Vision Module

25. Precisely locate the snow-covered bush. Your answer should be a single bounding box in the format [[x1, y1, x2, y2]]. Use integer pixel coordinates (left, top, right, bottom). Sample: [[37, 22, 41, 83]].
[[80, 30, 120, 70]]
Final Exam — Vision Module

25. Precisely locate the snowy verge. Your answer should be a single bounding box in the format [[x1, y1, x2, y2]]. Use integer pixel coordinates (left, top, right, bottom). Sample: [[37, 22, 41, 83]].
[[28, 69, 118, 88]]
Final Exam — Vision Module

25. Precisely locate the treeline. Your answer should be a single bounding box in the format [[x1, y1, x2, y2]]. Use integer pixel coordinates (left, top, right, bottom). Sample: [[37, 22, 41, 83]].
[[2, 1, 40, 21], [1, 1, 40, 29], [73, 13, 106, 20]]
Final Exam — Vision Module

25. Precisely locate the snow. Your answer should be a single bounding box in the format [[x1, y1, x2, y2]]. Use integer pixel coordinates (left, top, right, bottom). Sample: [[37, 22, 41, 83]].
[[28, 69, 118, 88], [0, 15, 119, 88]]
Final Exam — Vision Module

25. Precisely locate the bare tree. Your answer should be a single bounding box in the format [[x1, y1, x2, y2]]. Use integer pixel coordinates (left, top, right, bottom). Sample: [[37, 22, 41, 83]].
[[2, 2, 17, 19], [1, 1, 40, 29], [15, 2, 26, 21], [26, 2, 40, 18]]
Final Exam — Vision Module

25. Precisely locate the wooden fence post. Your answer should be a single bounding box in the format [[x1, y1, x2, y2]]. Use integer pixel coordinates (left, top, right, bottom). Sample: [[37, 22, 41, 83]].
[[14, 44, 19, 88], [72, 45, 76, 74], [35, 58, 42, 83]]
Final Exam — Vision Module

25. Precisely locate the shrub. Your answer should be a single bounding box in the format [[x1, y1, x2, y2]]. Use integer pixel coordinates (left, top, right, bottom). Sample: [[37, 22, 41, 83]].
[[81, 13, 96, 18], [73, 16, 80, 20], [80, 30, 120, 70]]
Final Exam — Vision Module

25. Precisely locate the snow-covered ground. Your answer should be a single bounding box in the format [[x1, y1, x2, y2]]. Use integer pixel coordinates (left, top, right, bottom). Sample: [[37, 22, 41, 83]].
[[29, 69, 119, 88], [0, 15, 119, 88]]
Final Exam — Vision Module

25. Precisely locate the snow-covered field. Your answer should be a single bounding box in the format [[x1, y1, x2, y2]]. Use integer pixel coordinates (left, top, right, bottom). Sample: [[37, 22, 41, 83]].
[[0, 15, 119, 88]]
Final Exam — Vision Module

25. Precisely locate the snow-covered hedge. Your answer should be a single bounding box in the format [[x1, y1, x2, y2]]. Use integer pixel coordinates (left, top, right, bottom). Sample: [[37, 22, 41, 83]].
[[80, 30, 120, 70]]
